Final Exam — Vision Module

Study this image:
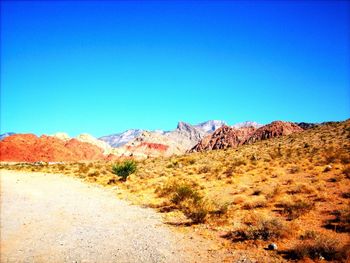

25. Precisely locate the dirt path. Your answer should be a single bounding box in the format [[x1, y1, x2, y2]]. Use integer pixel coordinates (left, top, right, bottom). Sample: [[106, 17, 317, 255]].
[[0, 170, 225, 263]]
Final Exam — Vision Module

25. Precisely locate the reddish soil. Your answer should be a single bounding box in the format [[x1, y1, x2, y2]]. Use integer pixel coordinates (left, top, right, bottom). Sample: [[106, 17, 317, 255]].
[[0, 134, 105, 162]]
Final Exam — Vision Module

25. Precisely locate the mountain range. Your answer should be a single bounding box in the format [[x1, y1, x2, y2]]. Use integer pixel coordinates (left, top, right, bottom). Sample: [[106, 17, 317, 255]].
[[98, 120, 227, 148], [0, 120, 326, 162]]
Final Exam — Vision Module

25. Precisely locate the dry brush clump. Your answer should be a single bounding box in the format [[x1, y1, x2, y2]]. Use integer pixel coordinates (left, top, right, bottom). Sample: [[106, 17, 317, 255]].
[[286, 231, 348, 261], [324, 208, 350, 233], [156, 180, 210, 224], [225, 213, 290, 241], [277, 199, 315, 220]]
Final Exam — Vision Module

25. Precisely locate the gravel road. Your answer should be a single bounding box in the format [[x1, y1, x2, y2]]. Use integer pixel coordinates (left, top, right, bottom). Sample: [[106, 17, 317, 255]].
[[0, 170, 223, 263]]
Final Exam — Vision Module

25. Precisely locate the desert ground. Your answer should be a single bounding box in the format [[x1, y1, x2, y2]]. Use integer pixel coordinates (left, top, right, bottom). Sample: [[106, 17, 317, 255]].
[[1, 120, 349, 262], [0, 170, 235, 263]]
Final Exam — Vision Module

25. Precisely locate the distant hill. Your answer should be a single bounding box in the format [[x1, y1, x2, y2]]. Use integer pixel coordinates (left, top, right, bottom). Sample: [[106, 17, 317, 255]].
[[99, 129, 144, 147], [0, 132, 15, 140], [194, 120, 227, 134], [0, 134, 105, 162]]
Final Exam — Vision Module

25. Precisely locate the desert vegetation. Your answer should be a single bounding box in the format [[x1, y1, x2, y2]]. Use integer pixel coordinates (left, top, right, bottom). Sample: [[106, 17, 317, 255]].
[[1, 120, 350, 262], [112, 160, 137, 181]]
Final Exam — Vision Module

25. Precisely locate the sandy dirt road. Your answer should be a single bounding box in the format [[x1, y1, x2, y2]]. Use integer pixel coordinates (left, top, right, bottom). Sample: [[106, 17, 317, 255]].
[[0, 170, 224, 263]]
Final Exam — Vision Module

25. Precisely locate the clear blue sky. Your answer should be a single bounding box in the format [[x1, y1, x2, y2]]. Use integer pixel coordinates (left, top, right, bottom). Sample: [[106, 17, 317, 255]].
[[1, 1, 349, 137]]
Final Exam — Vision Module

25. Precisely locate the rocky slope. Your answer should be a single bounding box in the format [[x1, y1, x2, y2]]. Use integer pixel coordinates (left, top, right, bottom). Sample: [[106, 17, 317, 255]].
[[0, 134, 105, 162], [111, 131, 183, 159], [194, 120, 227, 134], [191, 121, 303, 152], [76, 133, 112, 155], [190, 126, 236, 152], [245, 121, 304, 144], [51, 132, 71, 141], [165, 122, 205, 150], [232, 121, 262, 129], [295, 122, 319, 130], [99, 129, 144, 147]]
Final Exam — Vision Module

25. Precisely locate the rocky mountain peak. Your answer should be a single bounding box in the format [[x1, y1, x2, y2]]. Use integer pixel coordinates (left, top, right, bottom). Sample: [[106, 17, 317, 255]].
[[194, 120, 227, 134], [232, 121, 263, 129], [244, 121, 303, 144], [190, 125, 243, 152], [176, 121, 193, 131]]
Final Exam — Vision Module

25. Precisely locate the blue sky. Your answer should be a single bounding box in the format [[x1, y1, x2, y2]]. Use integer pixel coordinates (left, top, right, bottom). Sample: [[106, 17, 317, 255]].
[[1, 1, 349, 137]]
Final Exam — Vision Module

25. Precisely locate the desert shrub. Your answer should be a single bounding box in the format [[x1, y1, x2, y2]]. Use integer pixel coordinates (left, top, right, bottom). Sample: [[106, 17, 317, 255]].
[[176, 156, 196, 166], [77, 164, 90, 174], [341, 192, 350, 199], [324, 151, 337, 164], [112, 160, 137, 181], [242, 199, 267, 209], [288, 234, 342, 261], [157, 180, 208, 223], [324, 209, 350, 233], [285, 179, 295, 185], [182, 198, 209, 224], [229, 214, 289, 241], [171, 185, 201, 205], [252, 189, 262, 196], [210, 201, 229, 216], [342, 166, 350, 179], [157, 179, 197, 197], [232, 196, 245, 205], [87, 171, 99, 177], [58, 164, 65, 171], [287, 184, 315, 195], [288, 166, 301, 174], [278, 199, 315, 220], [198, 165, 210, 174], [265, 185, 281, 200], [300, 230, 318, 240], [107, 177, 117, 185], [224, 167, 234, 177], [232, 158, 247, 167]]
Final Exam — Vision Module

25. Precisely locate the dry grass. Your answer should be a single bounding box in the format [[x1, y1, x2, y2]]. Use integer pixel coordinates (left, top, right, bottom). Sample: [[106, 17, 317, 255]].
[[2, 120, 350, 262], [277, 199, 315, 220], [225, 213, 290, 241], [286, 232, 348, 261]]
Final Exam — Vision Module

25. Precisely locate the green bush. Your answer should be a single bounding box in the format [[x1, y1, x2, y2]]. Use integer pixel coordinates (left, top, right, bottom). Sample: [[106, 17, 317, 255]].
[[112, 160, 137, 181]]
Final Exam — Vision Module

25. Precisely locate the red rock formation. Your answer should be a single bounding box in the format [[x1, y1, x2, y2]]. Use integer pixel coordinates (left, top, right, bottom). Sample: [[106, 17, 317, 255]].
[[126, 142, 168, 152], [235, 126, 257, 142], [0, 134, 105, 162], [244, 121, 303, 144], [190, 125, 245, 152], [139, 142, 169, 151], [190, 121, 303, 152]]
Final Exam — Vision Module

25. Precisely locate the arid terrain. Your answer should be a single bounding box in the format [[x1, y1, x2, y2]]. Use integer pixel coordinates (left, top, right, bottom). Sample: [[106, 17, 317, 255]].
[[1, 120, 349, 262], [1, 170, 233, 263]]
